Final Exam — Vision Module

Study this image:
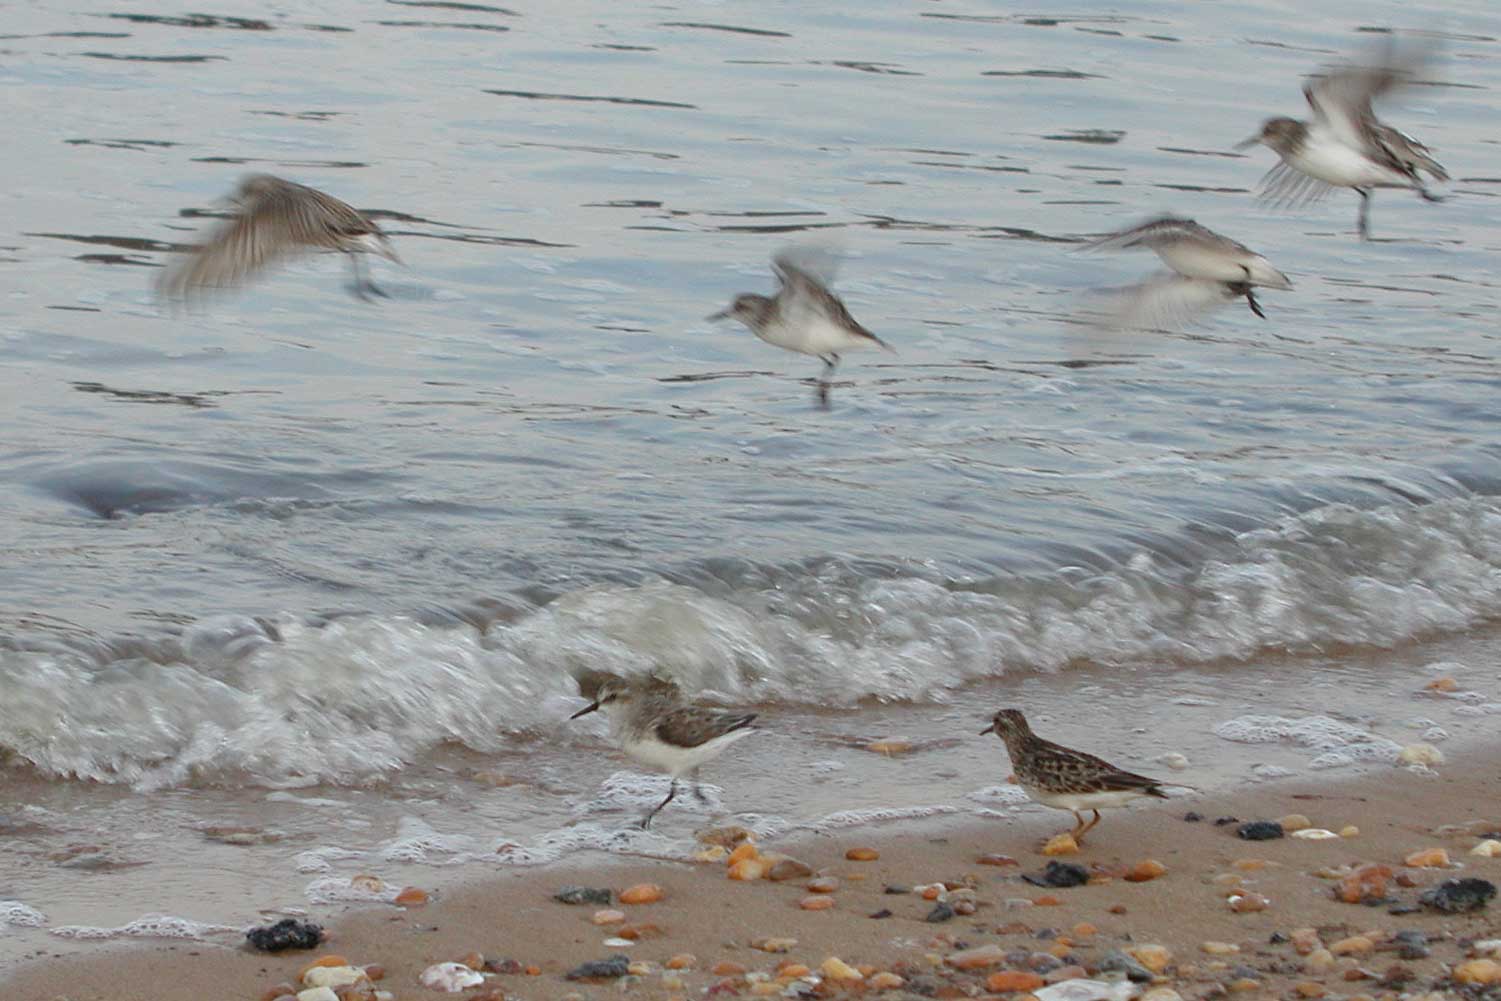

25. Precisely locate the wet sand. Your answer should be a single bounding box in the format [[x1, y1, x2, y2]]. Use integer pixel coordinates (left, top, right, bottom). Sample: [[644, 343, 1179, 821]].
[[6, 748, 1498, 1001]]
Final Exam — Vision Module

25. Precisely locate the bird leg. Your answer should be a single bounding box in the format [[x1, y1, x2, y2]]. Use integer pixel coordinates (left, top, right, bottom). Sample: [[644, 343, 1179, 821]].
[[639, 779, 678, 830], [1068, 811, 1087, 841], [1356, 189, 1372, 241], [691, 768, 710, 804], [1243, 287, 1266, 320], [347, 253, 389, 301], [1078, 809, 1103, 840], [816, 354, 839, 409]]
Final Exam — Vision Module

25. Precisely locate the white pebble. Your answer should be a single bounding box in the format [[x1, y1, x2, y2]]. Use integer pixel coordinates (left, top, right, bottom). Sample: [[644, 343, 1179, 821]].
[[603, 937, 634, 947], [419, 962, 484, 993], [1471, 840, 1501, 858], [1154, 752, 1189, 771], [1291, 828, 1339, 840], [297, 989, 339, 1001], [303, 966, 365, 989]]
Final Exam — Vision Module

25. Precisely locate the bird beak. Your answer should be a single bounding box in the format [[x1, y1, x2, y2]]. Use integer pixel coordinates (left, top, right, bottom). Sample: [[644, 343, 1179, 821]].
[[569, 701, 601, 720], [1232, 135, 1261, 151], [706, 309, 730, 322], [979, 723, 995, 736]]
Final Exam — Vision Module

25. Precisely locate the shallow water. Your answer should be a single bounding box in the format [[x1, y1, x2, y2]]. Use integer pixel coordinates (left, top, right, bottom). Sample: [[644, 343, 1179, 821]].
[[3, 0, 1501, 965]]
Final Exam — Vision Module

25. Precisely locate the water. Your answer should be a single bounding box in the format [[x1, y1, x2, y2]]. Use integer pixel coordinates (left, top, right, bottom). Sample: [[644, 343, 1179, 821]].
[[4, 0, 1501, 966]]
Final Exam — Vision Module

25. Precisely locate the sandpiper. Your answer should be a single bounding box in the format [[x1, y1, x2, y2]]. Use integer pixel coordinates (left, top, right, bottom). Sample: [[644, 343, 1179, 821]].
[[1236, 39, 1447, 240], [570, 677, 757, 830], [1087, 215, 1292, 314], [1083, 216, 1291, 329], [708, 246, 892, 408], [980, 709, 1171, 844], [158, 174, 401, 303]]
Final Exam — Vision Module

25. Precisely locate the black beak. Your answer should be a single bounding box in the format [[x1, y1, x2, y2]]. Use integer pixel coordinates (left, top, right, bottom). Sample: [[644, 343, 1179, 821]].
[[706, 309, 730, 322], [1232, 135, 1261, 152], [570, 701, 601, 720], [979, 723, 995, 736]]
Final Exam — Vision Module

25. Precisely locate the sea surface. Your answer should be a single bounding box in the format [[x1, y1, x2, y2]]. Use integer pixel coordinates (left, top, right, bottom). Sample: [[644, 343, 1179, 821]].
[[4, 0, 1501, 967]]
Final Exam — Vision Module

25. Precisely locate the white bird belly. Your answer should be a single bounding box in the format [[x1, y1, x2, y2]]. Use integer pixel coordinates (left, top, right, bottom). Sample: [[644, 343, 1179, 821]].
[[622, 728, 754, 778], [1292, 135, 1410, 188], [759, 315, 872, 357], [1156, 244, 1251, 283], [1027, 787, 1149, 812]]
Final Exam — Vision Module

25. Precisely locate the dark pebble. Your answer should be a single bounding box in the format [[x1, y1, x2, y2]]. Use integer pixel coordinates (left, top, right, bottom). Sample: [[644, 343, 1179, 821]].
[[1268, 931, 1290, 945], [868, 908, 893, 920], [1419, 877, 1496, 913], [903, 975, 940, 997], [1378, 964, 1415, 989], [1235, 820, 1285, 841], [1389, 930, 1428, 960], [924, 902, 956, 923], [245, 918, 322, 952], [1183, 811, 1203, 823], [1028, 953, 1063, 974], [1024, 860, 1089, 888], [484, 958, 524, 974], [1230, 964, 1261, 981], [553, 885, 612, 906], [884, 884, 911, 895], [565, 954, 630, 980], [1098, 950, 1154, 983], [1213, 816, 1240, 826], [1035, 928, 1057, 940], [1387, 902, 1421, 916]]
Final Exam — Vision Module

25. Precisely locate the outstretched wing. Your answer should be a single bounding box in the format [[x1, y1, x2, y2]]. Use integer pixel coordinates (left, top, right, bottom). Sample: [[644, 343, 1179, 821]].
[[1255, 160, 1339, 208], [1084, 273, 1241, 333], [772, 248, 889, 350]]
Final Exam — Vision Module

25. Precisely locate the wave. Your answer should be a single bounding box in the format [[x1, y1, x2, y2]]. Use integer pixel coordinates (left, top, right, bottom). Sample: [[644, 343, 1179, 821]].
[[4, 495, 1501, 788]]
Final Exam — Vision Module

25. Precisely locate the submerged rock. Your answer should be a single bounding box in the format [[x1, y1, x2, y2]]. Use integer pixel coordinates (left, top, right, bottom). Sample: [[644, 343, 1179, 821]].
[[1235, 820, 1284, 841], [1420, 878, 1495, 913], [246, 918, 322, 952], [566, 954, 630, 981], [553, 886, 612, 906], [1025, 861, 1090, 888]]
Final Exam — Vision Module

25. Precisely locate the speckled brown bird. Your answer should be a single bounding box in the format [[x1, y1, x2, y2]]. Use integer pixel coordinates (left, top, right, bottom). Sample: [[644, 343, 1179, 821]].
[[158, 174, 400, 303], [981, 708, 1171, 843]]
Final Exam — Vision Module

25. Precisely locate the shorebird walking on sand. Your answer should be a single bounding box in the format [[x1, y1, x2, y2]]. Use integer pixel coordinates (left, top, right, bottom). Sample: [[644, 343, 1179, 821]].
[[570, 678, 757, 830], [1083, 216, 1292, 330], [981, 709, 1174, 844], [158, 174, 401, 303], [1236, 38, 1448, 240], [709, 246, 892, 408]]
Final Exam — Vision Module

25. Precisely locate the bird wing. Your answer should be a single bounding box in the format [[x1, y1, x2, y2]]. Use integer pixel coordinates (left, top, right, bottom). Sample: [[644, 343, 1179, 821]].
[[158, 179, 384, 299], [1081, 216, 1210, 252], [772, 251, 889, 350], [1085, 273, 1240, 333], [1040, 741, 1167, 795], [653, 707, 756, 749], [1255, 160, 1339, 208], [1304, 35, 1435, 152]]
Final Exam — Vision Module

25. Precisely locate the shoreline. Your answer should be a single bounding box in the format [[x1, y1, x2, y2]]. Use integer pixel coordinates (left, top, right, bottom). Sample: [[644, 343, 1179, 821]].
[[6, 749, 1499, 1001]]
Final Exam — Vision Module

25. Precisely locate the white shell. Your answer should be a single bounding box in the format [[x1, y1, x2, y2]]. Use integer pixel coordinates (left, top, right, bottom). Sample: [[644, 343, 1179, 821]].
[[1291, 828, 1340, 840], [419, 962, 484, 993]]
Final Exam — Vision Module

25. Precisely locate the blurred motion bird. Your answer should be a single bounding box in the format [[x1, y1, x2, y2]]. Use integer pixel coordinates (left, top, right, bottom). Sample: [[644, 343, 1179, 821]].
[[157, 174, 401, 303], [570, 677, 758, 830], [981, 708, 1174, 845], [1081, 215, 1292, 330], [709, 246, 892, 408], [1236, 36, 1448, 240]]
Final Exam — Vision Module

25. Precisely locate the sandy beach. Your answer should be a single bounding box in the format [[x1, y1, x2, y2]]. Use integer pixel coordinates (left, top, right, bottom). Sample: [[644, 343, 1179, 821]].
[[6, 747, 1498, 1001]]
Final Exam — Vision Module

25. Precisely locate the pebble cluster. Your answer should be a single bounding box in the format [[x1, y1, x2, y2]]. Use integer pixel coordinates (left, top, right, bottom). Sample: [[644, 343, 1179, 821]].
[[239, 811, 1499, 1001]]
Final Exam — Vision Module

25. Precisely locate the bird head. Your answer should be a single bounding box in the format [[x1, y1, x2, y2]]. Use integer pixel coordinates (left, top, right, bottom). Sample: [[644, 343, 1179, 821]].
[[707, 293, 773, 328], [980, 708, 1031, 739], [569, 678, 633, 719], [1235, 118, 1302, 154]]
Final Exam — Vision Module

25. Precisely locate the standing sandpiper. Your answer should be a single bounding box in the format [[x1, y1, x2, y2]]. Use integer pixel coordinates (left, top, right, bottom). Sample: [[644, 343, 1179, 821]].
[[708, 246, 892, 408], [980, 709, 1172, 844], [1236, 39, 1447, 240], [1084, 215, 1292, 329], [158, 174, 401, 303], [570, 678, 757, 830]]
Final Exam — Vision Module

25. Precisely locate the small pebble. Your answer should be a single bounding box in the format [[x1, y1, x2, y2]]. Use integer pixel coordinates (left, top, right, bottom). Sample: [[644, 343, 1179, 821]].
[[800, 894, 834, 911], [1292, 829, 1339, 840], [925, 902, 955, 923], [1201, 941, 1240, 955], [978, 853, 1019, 867], [666, 953, 695, 969], [868, 908, 892, 919], [766, 857, 813, 881], [419, 962, 483, 992], [806, 877, 839, 893], [1331, 936, 1373, 956], [728, 857, 769, 881], [1097, 950, 1154, 983], [1404, 847, 1450, 868], [820, 957, 863, 982], [1125, 860, 1167, 882], [1229, 892, 1270, 913], [946, 944, 1007, 970], [1340, 825, 1360, 838], [1041, 833, 1079, 856], [619, 883, 663, 904], [393, 886, 428, 908], [1025, 861, 1089, 888], [592, 909, 625, 925], [711, 961, 745, 976], [845, 847, 879, 861], [1470, 839, 1501, 857], [1277, 814, 1312, 832], [985, 971, 1045, 992], [1183, 812, 1203, 823], [752, 938, 797, 953], [296, 989, 338, 1001], [1454, 959, 1501, 986], [1129, 945, 1172, 973], [868, 971, 904, 990]]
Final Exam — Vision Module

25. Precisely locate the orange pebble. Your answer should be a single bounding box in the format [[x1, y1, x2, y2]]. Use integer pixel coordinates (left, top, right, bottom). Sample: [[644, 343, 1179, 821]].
[[727, 843, 760, 865], [712, 961, 747, 977], [845, 847, 880, 861], [1125, 860, 1167, 882], [619, 883, 664, 904], [1108, 904, 1127, 914], [523, 966, 541, 976], [777, 962, 811, 979], [986, 971, 1046, 993], [1072, 922, 1097, 937], [1033, 895, 1062, 906], [394, 886, 428, 907], [800, 894, 835, 911], [666, 954, 696, 970]]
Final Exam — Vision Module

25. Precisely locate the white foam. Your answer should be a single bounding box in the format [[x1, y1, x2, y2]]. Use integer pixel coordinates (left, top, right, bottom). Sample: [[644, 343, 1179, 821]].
[[50, 914, 237, 941], [1214, 714, 1401, 765], [966, 784, 1033, 807], [0, 900, 46, 931], [304, 876, 400, 905]]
